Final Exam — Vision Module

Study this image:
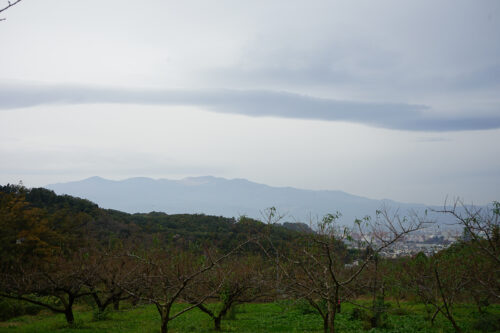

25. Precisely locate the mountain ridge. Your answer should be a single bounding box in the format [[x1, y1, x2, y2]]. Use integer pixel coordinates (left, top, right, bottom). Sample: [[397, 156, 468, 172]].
[[45, 176, 443, 225]]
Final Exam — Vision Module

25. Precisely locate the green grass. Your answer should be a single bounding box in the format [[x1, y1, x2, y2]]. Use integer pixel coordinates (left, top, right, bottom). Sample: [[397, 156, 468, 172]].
[[0, 301, 498, 332]]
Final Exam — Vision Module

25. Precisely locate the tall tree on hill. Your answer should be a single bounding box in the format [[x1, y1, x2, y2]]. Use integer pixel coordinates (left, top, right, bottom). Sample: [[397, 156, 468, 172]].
[[0, 186, 63, 268]]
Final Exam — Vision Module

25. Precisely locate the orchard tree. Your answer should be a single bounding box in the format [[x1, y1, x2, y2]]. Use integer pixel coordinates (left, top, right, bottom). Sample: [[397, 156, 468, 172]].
[[379, 257, 411, 308], [121, 241, 251, 333], [190, 255, 270, 331], [440, 200, 499, 262], [81, 248, 134, 314], [258, 208, 428, 333], [439, 200, 500, 301], [404, 248, 469, 332], [0, 249, 95, 324]]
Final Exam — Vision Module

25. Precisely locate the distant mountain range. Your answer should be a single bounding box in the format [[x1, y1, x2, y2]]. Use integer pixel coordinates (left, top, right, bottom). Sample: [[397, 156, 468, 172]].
[[46, 176, 452, 226]]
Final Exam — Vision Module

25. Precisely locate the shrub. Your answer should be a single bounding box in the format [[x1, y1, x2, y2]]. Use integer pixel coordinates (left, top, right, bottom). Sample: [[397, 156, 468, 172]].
[[390, 306, 411, 316], [350, 303, 392, 330], [370, 309, 392, 329], [371, 296, 392, 329], [293, 299, 318, 315], [92, 307, 111, 321], [472, 311, 500, 332], [350, 307, 369, 321], [0, 298, 43, 321]]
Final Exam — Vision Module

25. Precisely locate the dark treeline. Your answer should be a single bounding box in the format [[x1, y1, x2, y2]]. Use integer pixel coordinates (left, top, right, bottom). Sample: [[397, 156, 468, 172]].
[[0, 184, 498, 333]]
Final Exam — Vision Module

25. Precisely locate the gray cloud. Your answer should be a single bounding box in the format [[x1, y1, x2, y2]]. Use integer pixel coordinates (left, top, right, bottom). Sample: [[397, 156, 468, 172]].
[[416, 137, 450, 143], [1, 83, 499, 132], [450, 63, 500, 91], [192, 2, 500, 113]]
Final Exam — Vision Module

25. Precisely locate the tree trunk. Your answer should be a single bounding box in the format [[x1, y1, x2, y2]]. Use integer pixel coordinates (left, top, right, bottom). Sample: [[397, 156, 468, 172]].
[[323, 313, 329, 333], [329, 311, 336, 333], [158, 305, 171, 333], [91, 292, 112, 314], [431, 308, 439, 324], [372, 258, 378, 308], [434, 267, 462, 332], [327, 300, 337, 333], [64, 308, 75, 324], [395, 295, 401, 308], [445, 313, 462, 333], [64, 295, 75, 324], [161, 318, 168, 333], [214, 316, 222, 331], [92, 292, 103, 310], [113, 297, 120, 310]]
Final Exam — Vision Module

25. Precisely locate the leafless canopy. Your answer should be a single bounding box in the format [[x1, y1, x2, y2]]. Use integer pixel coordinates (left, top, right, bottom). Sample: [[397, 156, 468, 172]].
[[438, 199, 500, 265], [256, 206, 429, 333], [0, 0, 23, 21]]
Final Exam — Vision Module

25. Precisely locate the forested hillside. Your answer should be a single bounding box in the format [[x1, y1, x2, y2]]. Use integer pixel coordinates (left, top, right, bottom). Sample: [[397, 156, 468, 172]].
[[0, 184, 308, 254], [1, 184, 499, 333]]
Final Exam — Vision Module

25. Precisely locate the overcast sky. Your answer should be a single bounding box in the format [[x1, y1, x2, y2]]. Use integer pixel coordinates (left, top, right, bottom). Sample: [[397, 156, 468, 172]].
[[1, 0, 499, 205]]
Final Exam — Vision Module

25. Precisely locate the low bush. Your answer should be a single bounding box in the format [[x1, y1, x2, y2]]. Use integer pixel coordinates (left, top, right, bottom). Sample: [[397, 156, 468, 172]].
[[0, 298, 43, 321], [350, 307, 369, 321], [92, 307, 112, 321], [350, 303, 392, 330], [371, 296, 392, 329], [390, 306, 411, 316], [472, 311, 500, 332], [292, 299, 318, 315]]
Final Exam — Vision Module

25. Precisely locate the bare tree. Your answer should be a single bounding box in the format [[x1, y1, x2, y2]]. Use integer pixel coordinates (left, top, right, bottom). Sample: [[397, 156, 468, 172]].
[[379, 257, 410, 308], [438, 200, 500, 300], [82, 249, 134, 314], [120, 241, 251, 333], [404, 250, 469, 332], [0, 0, 23, 21], [189, 255, 270, 331], [0, 249, 94, 324], [258, 208, 428, 333]]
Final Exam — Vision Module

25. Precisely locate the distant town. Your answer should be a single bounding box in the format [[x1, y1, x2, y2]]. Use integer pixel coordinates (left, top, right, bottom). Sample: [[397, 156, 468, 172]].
[[348, 229, 461, 258]]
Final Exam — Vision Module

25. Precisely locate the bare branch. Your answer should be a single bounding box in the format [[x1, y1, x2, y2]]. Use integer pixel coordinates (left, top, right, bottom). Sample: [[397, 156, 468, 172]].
[[0, 0, 22, 21]]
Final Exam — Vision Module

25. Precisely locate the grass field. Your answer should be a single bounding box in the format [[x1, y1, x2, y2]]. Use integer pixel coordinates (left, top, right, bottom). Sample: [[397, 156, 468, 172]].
[[0, 300, 498, 332]]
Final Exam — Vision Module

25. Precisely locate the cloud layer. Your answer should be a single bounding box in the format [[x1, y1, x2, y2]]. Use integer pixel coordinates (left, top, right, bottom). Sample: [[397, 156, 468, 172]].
[[1, 83, 499, 132]]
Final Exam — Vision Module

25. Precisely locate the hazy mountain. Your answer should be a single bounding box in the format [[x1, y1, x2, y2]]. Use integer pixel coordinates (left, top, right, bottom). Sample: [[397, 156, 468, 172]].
[[46, 176, 449, 225]]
